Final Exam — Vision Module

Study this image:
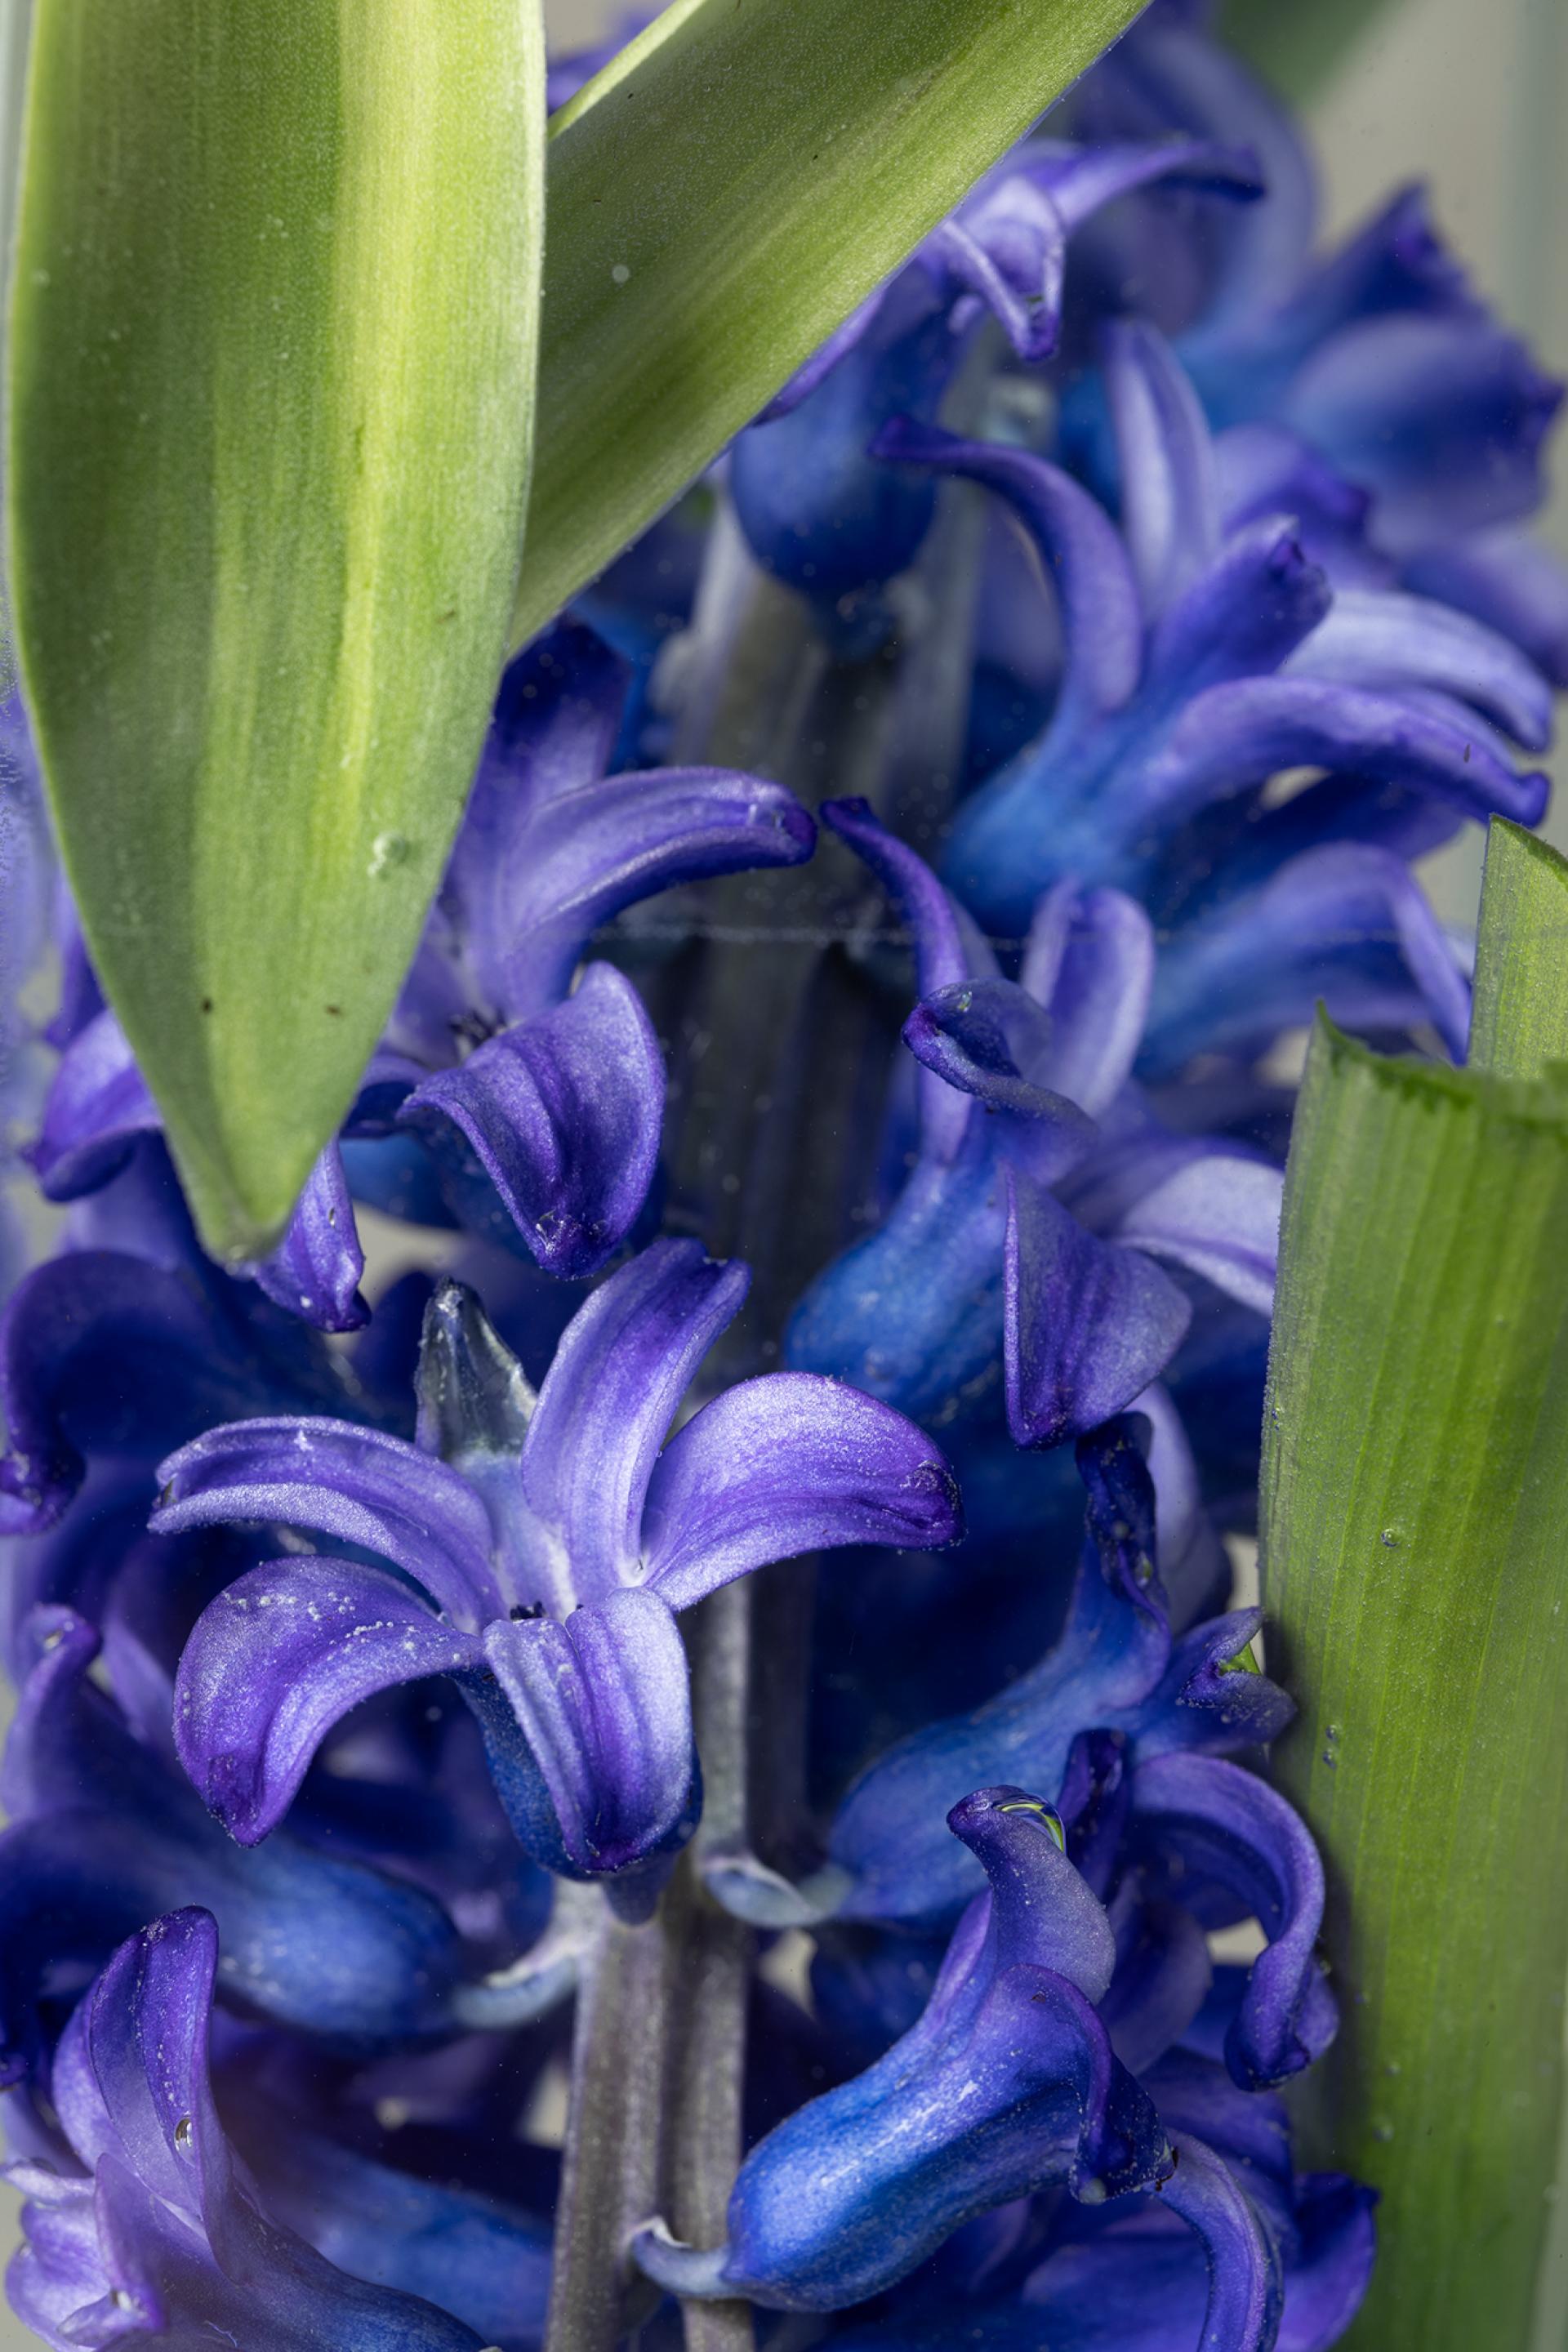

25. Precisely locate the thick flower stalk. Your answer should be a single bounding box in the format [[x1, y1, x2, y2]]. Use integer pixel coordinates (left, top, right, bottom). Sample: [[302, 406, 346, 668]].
[[2, 3, 1563, 2350]]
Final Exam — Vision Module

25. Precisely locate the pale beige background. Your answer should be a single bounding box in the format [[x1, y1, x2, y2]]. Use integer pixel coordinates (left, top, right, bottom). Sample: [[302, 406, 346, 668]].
[[1, 0, 1564, 2339]]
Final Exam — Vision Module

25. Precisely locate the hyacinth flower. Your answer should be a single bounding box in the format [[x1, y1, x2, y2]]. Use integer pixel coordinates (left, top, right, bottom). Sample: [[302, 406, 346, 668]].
[[152, 1244, 960, 1915], [4, 1909, 492, 2350], [635, 1786, 1171, 2314], [880, 329, 1549, 954], [728, 136, 1262, 641], [818, 1423, 1334, 2093], [1064, 0, 1568, 679], [0, 1603, 484, 2090], [786, 799, 1281, 1449], [835, 2039, 1377, 2352], [25, 619, 815, 1327], [637, 1784, 1350, 2345]]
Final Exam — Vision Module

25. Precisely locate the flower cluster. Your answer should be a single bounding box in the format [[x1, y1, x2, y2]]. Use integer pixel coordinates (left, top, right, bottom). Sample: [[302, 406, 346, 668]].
[[2, 2, 1561, 2346]]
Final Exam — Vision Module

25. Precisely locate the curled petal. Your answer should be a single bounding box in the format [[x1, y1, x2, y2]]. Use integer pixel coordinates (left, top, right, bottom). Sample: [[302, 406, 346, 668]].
[[1137, 675, 1548, 847], [154, 1419, 504, 1625], [1160, 2131, 1285, 2352], [173, 1558, 480, 1844], [473, 1588, 695, 1876], [871, 421, 1142, 741], [246, 1146, 368, 1334], [1404, 528, 1568, 688], [1131, 1752, 1336, 2089], [904, 978, 1099, 1184], [1142, 514, 1330, 709], [1287, 589, 1552, 750], [401, 963, 663, 1278], [519, 1237, 748, 1601], [29, 1008, 159, 1200], [1145, 844, 1472, 1075], [1006, 1174, 1192, 1450], [1107, 1152, 1281, 1319], [642, 1373, 960, 1610]]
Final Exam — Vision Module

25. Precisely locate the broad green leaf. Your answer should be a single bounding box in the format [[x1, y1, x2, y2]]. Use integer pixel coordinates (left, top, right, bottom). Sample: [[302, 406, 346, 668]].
[[512, 0, 1147, 648], [8, 2, 544, 1258], [1261, 1016, 1568, 2352], [1468, 816, 1568, 1078]]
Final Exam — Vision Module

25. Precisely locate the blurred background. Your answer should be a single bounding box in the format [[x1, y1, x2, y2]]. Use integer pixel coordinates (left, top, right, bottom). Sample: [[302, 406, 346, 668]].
[[1, 0, 1564, 2340]]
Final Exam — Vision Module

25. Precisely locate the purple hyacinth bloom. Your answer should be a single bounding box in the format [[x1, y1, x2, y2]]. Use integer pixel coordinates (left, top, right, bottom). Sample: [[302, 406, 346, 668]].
[[786, 800, 1281, 1449], [880, 328, 1547, 944], [1067, 1, 1568, 675], [635, 1785, 1172, 2313], [154, 1242, 960, 1913], [28, 620, 815, 1325], [730, 137, 1261, 639], [4, 1910, 488, 2350], [824, 1421, 1334, 2098]]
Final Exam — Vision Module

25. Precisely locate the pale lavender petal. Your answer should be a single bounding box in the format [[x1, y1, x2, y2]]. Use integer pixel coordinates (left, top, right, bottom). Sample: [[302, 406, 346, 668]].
[[482, 1588, 693, 1870], [1005, 1175, 1192, 1450], [640, 1373, 962, 1609], [1103, 319, 1218, 611], [519, 1238, 749, 1601], [868, 421, 1143, 739], [1109, 1154, 1281, 1317], [1020, 884, 1154, 1115], [154, 1419, 505, 1625], [401, 963, 663, 1279], [173, 1558, 480, 1842], [246, 1147, 368, 1334], [1286, 589, 1552, 749]]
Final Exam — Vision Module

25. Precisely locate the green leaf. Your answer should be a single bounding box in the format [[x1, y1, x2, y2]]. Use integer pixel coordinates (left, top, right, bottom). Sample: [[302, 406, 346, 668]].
[[1261, 1017, 1568, 2351], [512, 0, 1147, 648], [7, 2, 544, 1258], [1468, 817, 1568, 1078]]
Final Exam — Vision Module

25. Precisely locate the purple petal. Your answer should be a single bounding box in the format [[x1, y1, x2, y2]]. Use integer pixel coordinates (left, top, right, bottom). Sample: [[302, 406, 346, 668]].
[[400, 963, 663, 1278], [1146, 842, 1472, 1074], [1403, 528, 1568, 688], [480, 1588, 693, 1871], [1282, 311, 1562, 550], [1107, 1152, 1281, 1317], [1005, 1175, 1192, 1450], [1214, 421, 1383, 583], [173, 1557, 480, 1842], [1138, 674, 1548, 840], [1278, 2176, 1379, 2352], [154, 1419, 505, 1626], [245, 1146, 368, 1333], [903, 978, 1099, 1184], [1020, 884, 1155, 1115], [868, 421, 1143, 739], [1142, 516, 1331, 708], [1286, 589, 1552, 749], [487, 764, 815, 1019], [519, 1238, 749, 1601], [947, 1787, 1116, 2001], [29, 1008, 160, 1200], [0, 1253, 307, 1537], [1130, 1751, 1336, 2089], [641, 1373, 962, 1609], [822, 796, 980, 1163], [1103, 320, 1218, 610], [1160, 2131, 1284, 2352]]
